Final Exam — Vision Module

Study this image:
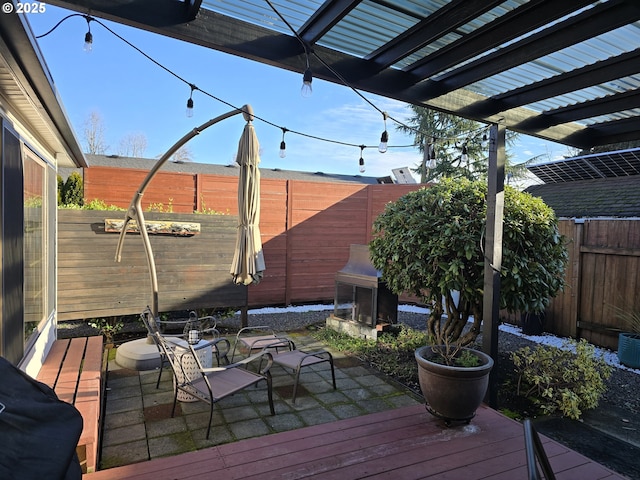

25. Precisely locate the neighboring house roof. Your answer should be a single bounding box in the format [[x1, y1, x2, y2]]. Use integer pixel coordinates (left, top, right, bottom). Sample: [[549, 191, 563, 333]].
[[525, 148, 640, 218], [525, 175, 640, 218], [0, 14, 86, 168], [82, 154, 383, 185]]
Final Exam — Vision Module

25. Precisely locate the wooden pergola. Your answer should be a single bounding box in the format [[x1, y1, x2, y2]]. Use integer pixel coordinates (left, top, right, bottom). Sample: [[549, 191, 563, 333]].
[[41, 0, 640, 405]]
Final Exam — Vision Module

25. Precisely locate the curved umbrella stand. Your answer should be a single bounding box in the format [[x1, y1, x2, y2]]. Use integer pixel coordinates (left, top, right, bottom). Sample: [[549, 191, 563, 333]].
[[114, 105, 255, 319]]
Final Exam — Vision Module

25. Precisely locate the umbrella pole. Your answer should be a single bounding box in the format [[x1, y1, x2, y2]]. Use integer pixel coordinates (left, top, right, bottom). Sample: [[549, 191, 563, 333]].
[[114, 106, 253, 318]]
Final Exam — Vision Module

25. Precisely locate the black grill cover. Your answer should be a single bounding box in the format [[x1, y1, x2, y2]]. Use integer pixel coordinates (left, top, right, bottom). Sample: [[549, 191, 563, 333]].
[[0, 356, 82, 480]]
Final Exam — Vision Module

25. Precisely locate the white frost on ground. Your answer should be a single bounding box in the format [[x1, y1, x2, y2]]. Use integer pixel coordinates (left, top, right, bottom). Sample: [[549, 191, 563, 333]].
[[245, 303, 639, 375]]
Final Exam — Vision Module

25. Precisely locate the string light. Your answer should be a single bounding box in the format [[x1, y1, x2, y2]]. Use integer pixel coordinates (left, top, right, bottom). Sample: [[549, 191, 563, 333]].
[[378, 112, 389, 153], [461, 144, 468, 162], [35, 13, 491, 170], [301, 64, 313, 98], [83, 16, 93, 53], [186, 84, 196, 118], [279, 128, 288, 158]]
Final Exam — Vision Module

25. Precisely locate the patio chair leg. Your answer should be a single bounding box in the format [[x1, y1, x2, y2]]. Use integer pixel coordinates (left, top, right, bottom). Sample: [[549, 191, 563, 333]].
[[292, 367, 302, 404], [329, 356, 336, 390], [156, 365, 163, 389], [266, 373, 275, 415], [171, 389, 178, 418], [206, 403, 214, 439]]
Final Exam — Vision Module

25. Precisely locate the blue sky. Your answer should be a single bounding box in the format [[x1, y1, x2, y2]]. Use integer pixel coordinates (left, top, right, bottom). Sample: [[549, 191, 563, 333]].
[[27, 6, 570, 180]]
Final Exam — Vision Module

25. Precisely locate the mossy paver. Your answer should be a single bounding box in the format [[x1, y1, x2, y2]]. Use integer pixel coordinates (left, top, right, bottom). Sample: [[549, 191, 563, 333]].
[[100, 333, 421, 469]]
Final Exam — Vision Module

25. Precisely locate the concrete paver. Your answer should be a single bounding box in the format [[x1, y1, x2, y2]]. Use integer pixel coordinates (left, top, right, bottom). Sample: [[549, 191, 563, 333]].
[[99, 332, 422, 469]]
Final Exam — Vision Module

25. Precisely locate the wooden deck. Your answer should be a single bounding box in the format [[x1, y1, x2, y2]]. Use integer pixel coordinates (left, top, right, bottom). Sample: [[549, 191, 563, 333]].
[[85, 404, 626, 479]]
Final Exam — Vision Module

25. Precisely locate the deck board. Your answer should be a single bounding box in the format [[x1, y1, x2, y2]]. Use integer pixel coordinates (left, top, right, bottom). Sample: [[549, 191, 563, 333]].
[[84, 404, 628, 480]]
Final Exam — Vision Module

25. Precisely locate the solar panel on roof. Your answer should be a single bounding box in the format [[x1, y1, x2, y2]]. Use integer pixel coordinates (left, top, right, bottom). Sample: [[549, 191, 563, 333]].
[[528, 148, 640, 183]]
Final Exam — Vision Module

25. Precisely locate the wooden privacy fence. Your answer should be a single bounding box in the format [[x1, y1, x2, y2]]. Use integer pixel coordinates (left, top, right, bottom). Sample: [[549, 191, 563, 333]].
[[68, 166, 640, 351], [58, 167, 420, 320], [57, 210, 247, 320], [541, 218, 640, 350]]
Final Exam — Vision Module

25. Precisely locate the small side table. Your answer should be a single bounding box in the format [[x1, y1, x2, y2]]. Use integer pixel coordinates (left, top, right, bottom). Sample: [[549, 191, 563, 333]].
[[172, 339, 213, 402]]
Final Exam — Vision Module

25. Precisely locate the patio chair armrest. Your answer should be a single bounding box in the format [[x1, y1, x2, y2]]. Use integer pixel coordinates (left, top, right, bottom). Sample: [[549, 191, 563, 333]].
[[202, 351, 273, 373], [238, 351, 274, 373], [299, 350, 331, 359]]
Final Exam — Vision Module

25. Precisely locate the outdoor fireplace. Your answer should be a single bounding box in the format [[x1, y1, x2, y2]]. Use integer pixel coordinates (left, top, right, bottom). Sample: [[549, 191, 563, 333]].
[[332, 244, 398, 335]]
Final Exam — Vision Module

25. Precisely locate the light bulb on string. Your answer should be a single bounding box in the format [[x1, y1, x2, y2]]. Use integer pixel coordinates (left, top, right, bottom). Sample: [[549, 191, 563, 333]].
[[428, 139, 437, 169], [301, 67, 313, 98], [378, 112, 389, 153], [186, 84, 196, 118], [83, 16, 93, 53], [461, 144, 468, 162], [358, 145, 366, 173], [279, 128, 288, 158]]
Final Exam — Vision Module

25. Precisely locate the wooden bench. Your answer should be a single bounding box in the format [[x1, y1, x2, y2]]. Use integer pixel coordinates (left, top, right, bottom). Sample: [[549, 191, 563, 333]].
[[36, 336, 104, 474]]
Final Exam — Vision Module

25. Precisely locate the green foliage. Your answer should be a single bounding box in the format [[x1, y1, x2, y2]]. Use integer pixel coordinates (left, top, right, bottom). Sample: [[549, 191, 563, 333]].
[[313, 325, 426, 387], [194, 196, 228, 215], [397, 106, 521, 183], [312, 326, 377, 355], [609, 303, 640, 334], [511, 339, 612, 419], [194, 307, 237, 319], [147, 199, 173, 212], [58, 198, 124, 211], [61, 172, 84, 206], [83, 199, 125, 211], [454, 349, 481, 367], [57, 175, 64, 205], [88, 317, 124, 343], [369, 178, 568, 346]]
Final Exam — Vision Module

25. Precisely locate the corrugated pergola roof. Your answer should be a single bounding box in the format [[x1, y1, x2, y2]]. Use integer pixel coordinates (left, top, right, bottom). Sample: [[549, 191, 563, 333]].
[[44, 0, 640, 150]]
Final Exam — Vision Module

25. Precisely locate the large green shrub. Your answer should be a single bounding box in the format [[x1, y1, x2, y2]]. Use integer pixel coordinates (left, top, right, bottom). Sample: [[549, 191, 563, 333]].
[[511, 340, 612, 419], [369, 178, 568, 345], [60, 172, 84, 206], [57, 175, 64, 205]]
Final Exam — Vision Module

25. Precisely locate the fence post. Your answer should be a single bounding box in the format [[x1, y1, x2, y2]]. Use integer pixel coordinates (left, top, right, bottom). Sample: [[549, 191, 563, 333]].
[[570, 219, 584, 339]]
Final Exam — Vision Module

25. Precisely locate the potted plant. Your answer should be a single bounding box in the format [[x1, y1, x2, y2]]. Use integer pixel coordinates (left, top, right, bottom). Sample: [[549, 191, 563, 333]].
[[520, 310, 545, 336], [370, 179, 568, 421], [611, 304, 640, 369], [414, 318, 494, 424]]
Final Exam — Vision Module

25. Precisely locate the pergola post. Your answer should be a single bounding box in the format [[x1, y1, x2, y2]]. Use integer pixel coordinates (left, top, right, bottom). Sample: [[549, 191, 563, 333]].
[[482, 123, 505, 408]]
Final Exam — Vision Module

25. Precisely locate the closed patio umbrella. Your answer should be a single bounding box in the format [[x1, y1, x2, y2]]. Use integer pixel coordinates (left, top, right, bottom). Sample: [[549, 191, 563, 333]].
[[231, 108, 265, 285]]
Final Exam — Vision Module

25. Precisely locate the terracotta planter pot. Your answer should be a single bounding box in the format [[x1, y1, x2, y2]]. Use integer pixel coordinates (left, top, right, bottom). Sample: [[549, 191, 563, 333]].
[[415, 346, 494, 424]]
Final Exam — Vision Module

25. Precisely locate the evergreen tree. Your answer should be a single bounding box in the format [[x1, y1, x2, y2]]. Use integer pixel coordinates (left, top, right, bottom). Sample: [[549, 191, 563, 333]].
[[397, 106, 526, 183]]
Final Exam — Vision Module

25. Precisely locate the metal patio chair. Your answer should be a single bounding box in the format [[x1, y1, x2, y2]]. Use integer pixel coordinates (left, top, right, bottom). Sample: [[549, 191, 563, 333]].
[[141, 307, 230, 388], [154, 331, 275, 439], [267, 338, 337, 403], [230, 325, 292, 362]]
